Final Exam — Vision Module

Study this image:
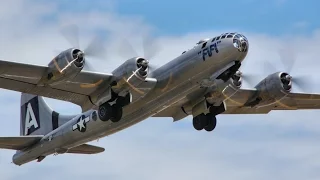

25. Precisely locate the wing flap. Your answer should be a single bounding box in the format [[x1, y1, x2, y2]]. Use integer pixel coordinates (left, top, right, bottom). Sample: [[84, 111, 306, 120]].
[[0, 135, 43, 150], [67, 144, 105, 154]]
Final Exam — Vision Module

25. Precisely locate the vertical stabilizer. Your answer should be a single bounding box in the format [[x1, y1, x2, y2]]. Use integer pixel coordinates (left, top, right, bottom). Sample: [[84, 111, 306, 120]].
[[20, 93, 74, 136]]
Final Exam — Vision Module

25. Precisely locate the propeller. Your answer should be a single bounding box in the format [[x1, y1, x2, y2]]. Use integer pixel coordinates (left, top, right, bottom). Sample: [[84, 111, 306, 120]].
[[117, 33, 161, 71], [60, 24, 107, 71], [263, 47, 314, 92], [240, 46, 314, 92], [239, 71, 260, 87]]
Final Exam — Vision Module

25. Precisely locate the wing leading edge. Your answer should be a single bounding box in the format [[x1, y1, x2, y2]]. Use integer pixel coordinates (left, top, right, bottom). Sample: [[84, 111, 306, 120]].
[[223, 89, 320, 114], [0, 59, 113, 111], [153, 88, 320, 118]]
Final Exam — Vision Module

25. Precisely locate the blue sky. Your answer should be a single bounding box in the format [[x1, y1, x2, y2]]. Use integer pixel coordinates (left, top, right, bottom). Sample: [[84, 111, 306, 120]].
[[54, 0, 320, 36], [1, 0, 320, 180]]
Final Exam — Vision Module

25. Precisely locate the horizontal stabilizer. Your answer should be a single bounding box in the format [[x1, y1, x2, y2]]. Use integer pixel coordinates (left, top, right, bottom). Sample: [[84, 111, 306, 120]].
[[0, 135, 43, 150], [67, 144, 105, 154]]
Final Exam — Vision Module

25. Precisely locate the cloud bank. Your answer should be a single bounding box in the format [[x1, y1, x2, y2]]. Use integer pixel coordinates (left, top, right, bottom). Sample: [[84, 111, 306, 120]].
[[0, 1, 320, 180]]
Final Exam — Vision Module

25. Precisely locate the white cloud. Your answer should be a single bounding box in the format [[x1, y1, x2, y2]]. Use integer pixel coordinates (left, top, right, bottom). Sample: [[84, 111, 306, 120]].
[[0, 0, 320, 180]]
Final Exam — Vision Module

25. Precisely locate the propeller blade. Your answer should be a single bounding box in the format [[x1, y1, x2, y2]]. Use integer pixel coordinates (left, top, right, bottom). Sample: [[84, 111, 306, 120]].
[[148, 64, 158, 72], [60, 24, 80, 48], [241, 73, 260, 87], [263, 60, 279, 74], [291, 75, 314, 92], [142, 34, 161, 60], [118, 39, 139, 59], [278, 47, 296, 73], [83, 61, 96, 71], [84, 36, 107, 60]]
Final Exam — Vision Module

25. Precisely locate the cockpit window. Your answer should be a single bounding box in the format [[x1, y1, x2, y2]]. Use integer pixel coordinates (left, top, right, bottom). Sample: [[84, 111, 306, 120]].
[[235, 34, 241, 39], [201, 42, 207, 48], [196, 38, 210, 45], [241, 34, 248, 41], [216, 36, 220, 40], [211, 37, 216, 42], [227, 34, 233, 38], [221, 34, 227, 39]]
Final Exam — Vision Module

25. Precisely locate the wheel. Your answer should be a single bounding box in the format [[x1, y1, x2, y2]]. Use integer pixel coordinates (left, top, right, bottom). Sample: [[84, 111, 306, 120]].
[[193, 116, 203, 130], [110, 105, 123, 122], [192, 113, 207, 131], [116, 93, 131, 107], [98, 103, 112, 121], [204, 114, 217, 132]]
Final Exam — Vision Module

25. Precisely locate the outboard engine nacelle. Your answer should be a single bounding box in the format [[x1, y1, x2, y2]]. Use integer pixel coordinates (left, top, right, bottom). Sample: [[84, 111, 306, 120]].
[[39, 48, 85, 86]]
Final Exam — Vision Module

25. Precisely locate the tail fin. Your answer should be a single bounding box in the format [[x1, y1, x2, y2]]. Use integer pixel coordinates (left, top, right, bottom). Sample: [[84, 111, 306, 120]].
[[20, 93, 62, 136]]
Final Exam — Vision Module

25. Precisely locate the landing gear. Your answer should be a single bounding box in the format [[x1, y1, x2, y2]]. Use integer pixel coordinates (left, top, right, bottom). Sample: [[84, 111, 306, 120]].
[[192, 113, 217, 132], [110, 104, 123, 122], [98, 103, 123, 122], [193, 114, 205, 131], [98, 103, 112, 121], [98, 92, 130, 122]]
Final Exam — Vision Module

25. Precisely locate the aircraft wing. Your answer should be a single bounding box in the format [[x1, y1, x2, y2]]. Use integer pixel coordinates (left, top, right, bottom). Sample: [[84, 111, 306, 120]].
[[153, 88, 320, 119], [67, 144, 105, 154], [0, 135, 44, 150], [223, 89, 320, 114], [0, 60, 113, 111]]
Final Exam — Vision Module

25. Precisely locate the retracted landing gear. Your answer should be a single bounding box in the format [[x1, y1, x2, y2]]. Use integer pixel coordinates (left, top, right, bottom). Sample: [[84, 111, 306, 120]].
[[98, 103, 123, 122], [192, 113, 217, 132]]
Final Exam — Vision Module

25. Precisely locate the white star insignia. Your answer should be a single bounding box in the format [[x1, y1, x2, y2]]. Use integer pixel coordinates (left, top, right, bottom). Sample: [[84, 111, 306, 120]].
[[77, 117, 86, 131]]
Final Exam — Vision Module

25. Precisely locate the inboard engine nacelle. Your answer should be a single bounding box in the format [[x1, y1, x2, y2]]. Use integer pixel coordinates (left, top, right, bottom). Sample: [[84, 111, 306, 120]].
[[183, 71, 243, 117], [111, 57, 150, 96], [40, 48, 85, 86], [245, 72, 292, 107], [205, 70, 242, 105]]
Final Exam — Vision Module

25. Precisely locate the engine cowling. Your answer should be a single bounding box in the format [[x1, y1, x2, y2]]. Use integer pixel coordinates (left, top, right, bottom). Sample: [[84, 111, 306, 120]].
[[245, 72, 292, 107], [111, 57, 150, 96], [230, 70, 242, 88], [205, 70, 242, 105], [182, 71, 243, 116], [41, 48, 85, 86]]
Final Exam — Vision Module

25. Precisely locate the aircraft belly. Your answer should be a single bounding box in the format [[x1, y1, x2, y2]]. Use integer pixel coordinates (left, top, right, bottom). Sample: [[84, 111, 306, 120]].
[[93, 57, 232, 138], [14, 49, 238, 163]]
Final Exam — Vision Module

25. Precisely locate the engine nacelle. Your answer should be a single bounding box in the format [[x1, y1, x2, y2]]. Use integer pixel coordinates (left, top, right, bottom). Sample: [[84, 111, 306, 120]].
[[111, 57, 150, 96], [40, 48, 85, 86], [205, 70, 242, 106], [245, 72, 292, 107], [182, 71, 242, 116], [191, 99, 210, 117]]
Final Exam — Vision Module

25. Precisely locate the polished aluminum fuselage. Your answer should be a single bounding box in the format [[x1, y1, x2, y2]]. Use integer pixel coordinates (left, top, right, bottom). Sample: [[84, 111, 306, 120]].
[[13, 34, 248, 165]]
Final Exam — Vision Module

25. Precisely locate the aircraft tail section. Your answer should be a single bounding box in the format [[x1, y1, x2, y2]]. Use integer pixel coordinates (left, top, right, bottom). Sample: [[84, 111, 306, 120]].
[[20, 93, 74, 136]]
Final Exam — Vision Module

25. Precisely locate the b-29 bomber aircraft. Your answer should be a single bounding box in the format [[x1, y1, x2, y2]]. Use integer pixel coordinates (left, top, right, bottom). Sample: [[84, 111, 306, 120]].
[[0, 30, 318, 166]]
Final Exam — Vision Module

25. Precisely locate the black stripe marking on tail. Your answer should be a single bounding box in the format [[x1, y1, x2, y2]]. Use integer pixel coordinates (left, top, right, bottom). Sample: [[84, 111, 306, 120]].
[[52, 111, 59, 130]]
